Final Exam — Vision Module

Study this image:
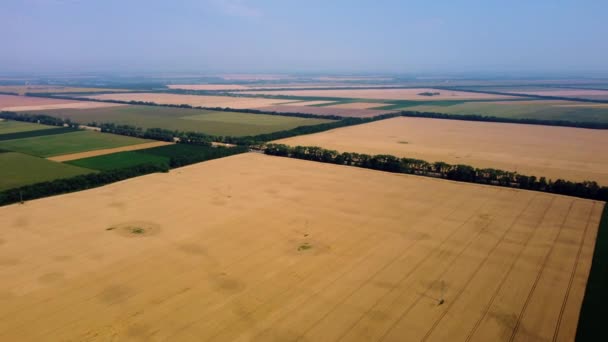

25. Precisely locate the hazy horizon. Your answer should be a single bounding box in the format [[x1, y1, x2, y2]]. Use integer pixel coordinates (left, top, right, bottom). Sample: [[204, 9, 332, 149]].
[[2, 0, 607, 74]]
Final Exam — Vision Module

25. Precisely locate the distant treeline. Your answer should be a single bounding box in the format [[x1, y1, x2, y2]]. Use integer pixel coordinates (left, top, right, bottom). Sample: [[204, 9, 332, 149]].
[[398, 110, 608, 129], [0, 163, 168, 206], [434, 86, 608, 104], [0, 144, 248, 206], [264, 144, 608, 201], [224, 113, 400, 145], [23, 92, 608, 129], [0, 111, 78, 127], [137, 143, 248, 168], [1, 109, 397, 147], [0, 127, 77, 141]]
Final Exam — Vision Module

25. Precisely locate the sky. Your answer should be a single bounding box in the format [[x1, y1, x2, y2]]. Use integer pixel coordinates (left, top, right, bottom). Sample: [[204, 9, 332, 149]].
[[1, 0, 607, 74]]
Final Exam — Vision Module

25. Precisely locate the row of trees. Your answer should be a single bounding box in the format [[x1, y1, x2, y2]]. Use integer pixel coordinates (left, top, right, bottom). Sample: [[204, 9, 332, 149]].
[[24, 91, 608, 129], [0, 144, 249, 206], [0, 163, 169, 206], [0, 111, 78, 127], [434, 87, 608, 104], [264, 144, 608, 201], [399, 110, 608, 129]]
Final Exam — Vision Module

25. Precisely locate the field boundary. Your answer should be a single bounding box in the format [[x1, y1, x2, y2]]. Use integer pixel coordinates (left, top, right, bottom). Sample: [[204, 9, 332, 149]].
[[21, 93, 608, 129], [0, 126, 77, 141], [263, 144, 608, 202], [47, 141, 174, 162], [576, 202, 608, 341], [434, 86, 608, 104], [0, 144, 248, 206]]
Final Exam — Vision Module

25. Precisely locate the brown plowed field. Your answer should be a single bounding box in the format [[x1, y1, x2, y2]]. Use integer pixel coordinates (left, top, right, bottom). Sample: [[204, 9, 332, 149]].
[[276, 117, 608, 185], [0, 153, 601, 341]]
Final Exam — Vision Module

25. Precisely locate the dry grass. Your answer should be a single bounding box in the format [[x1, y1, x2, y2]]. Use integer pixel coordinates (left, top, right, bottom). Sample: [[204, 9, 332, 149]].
[[0, 153, 601, 341], [47, 141, 174, 162], [84, 93, 292, 109], [276, 117, 608, 185], [242, 88, 521, 100]]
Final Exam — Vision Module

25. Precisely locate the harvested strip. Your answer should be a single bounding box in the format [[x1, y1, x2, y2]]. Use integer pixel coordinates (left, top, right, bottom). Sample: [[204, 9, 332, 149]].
[[48, 141, 174, 162]]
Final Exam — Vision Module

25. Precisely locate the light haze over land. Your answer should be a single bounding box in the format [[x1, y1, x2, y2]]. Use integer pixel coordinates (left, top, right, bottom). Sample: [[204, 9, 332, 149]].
[[1, 0, 607, 74]]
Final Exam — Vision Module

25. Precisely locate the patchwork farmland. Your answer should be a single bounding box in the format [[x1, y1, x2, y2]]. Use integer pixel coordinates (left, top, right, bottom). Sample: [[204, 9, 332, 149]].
[[0, 130, 152, 158], [81, 92, 294, 109], [0, 120, 156, 190], [239, 88, 522, 100], [401, 100, 608, 124], [0, 153, 602, 341], [0, 94, 125, 111], [24, 105, 335, 136], [275, 116, 608, 185]]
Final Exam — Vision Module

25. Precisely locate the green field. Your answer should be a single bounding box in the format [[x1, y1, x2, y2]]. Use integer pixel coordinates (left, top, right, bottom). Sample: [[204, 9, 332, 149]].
[[66, 143, 248, 171], [0, 127, 78, 141], [67, 150, 169, 171], [26, 105, 334, 136], [400, 100, 608, 123], [0, 152, 94, 191], [0, 130, 151, 157], [0, 120, 54, 134]]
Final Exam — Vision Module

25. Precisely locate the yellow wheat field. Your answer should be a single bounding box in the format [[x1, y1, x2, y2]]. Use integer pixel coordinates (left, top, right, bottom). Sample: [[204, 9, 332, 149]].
[[0, 153, 601, 341], [276, 117, 608, 185]]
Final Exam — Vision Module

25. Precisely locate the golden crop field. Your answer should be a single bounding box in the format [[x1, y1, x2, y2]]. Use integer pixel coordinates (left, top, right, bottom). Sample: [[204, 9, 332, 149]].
[[0, 153, 602, 341], [276, 117, 608, 185], [84, 93, 292, 109]]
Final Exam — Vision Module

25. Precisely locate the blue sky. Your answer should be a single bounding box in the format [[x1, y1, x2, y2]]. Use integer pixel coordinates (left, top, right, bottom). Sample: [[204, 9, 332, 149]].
[[1, 0, 607, 74]]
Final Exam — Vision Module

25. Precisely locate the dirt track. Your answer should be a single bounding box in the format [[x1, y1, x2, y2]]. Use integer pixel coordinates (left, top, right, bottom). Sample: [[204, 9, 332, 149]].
[[0, 153, 600, 341]]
